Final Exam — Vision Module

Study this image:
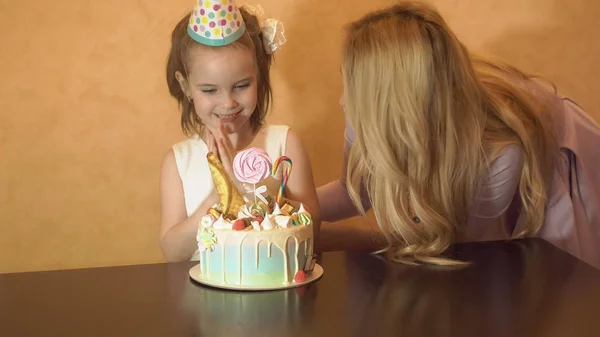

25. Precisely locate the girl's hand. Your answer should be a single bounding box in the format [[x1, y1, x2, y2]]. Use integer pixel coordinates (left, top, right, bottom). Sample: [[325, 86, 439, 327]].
[[204, 122, 244, 193], [216, 120, 236, 178], [205, 128, 218, 156], [204, 125, 233, 175]]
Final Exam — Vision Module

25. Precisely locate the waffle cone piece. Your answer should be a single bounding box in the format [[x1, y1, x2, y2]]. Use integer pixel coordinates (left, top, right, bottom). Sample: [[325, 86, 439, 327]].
[[207, 152, 245, 219]]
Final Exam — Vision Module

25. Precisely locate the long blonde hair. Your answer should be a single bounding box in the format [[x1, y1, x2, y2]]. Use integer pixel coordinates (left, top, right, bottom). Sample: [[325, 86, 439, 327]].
[[343, 1, 557, 265]]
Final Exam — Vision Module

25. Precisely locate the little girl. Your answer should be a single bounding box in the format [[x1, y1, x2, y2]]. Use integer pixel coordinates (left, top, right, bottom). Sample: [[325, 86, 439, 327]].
[[160, 1, 320, 262]]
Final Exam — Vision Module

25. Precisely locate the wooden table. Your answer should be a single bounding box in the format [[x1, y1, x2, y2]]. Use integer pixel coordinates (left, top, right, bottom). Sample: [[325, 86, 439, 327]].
[[2, 238, 600, 337]]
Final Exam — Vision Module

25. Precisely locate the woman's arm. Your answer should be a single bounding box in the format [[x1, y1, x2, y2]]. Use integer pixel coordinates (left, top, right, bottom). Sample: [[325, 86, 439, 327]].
[[315, 219, 387, 253], [317, 123, 371, 222], [283, 130, 321, 238]]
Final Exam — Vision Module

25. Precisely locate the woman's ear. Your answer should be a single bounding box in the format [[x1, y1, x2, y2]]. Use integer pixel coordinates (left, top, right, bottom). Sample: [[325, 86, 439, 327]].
[[175, 71, 191, 99]]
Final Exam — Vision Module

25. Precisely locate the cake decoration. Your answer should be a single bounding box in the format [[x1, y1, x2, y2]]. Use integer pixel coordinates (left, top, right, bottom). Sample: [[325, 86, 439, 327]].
[[201, 214, 217, 227], [233, 147, 272, 184], [232, 219, 246, 231], [261, 215, 275, 230], [234, 147, 273, 207], [249, 202, 268, 218], [280, 202, 294, 215], [272, 203, 282, 216], [207, 208, 221, 219], [294, 270, 307, 283], [207, 152, 245, 219], [271, 156, 292, 204], [213, 215, 234, 229], [197, 228, 217, 252], [296, 204, 312, 226], [297, 213, 312, 226], [265, 194, 275, 212], [195, 147, 317, 289], [274, 215, 291, 228]]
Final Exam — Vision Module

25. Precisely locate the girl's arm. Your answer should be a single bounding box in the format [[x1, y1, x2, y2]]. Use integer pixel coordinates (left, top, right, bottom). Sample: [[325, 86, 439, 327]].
[[159, 149, 219, 262], [283, 130, 321, 239]]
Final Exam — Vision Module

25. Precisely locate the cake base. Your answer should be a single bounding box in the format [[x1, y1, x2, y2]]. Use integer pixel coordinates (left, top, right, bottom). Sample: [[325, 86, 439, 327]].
[[189, 263, 323, 291]]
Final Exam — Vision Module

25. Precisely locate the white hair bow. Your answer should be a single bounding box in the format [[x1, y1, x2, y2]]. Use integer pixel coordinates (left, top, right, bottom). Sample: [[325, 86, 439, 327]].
[[241, 3, 287, 54]]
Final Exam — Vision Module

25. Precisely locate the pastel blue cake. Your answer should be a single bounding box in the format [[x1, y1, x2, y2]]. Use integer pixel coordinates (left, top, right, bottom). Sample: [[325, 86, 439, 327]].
[[196, 202, 314, 288], [197, 225, 312, 287]]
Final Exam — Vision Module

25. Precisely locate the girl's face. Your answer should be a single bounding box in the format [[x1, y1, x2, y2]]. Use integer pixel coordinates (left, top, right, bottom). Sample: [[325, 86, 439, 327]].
[[179, 44, 258, 134]]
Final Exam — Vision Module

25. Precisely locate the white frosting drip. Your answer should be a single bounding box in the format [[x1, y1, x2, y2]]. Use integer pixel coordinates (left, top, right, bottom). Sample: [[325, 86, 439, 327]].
[[205, 226, 313, 285], [293, 236, 300, 279], [199, 247, 204, 274], [221, 234, 227, 283], [239, 235, 245, 284], [273, 237, 290, 284], [206, 249, 210, 277]]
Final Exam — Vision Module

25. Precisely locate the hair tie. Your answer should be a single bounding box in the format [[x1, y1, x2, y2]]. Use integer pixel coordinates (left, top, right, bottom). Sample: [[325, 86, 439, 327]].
[[241, 4, 287, 54]]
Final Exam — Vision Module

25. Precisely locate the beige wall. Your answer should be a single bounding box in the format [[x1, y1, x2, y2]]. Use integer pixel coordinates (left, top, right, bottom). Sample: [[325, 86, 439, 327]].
[[1, 0, 598, 273]]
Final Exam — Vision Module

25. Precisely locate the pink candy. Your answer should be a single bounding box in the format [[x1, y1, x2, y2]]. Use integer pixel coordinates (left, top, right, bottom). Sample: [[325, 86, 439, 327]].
[[233, 148, 273, 184]]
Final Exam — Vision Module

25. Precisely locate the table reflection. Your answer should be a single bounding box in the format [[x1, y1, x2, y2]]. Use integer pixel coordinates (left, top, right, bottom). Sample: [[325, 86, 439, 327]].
[[174, 269, 317, 336], [345, 239, 600, 337]]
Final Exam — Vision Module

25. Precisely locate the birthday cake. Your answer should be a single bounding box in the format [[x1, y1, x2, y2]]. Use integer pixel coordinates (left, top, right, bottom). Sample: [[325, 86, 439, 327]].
[[194, 148, 316, 289]]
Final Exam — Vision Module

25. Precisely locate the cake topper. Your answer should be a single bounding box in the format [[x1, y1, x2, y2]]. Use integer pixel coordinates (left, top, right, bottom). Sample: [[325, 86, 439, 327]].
[[271, 156, 292, 204], [233, 148, 272, 206], [206, 152, 245, 219]]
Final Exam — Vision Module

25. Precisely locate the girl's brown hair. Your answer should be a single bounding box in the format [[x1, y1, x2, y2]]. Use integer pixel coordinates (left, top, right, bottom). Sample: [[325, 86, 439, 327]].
[[166, 8, 273, 136]]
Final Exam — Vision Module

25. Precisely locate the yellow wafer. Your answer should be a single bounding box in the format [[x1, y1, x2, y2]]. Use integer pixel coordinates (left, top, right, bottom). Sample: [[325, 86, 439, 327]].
[[207, 152, 245, 219]]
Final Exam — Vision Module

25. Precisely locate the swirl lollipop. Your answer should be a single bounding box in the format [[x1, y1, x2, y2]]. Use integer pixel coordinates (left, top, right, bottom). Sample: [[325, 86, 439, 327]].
[[233, 148, 273, 204]]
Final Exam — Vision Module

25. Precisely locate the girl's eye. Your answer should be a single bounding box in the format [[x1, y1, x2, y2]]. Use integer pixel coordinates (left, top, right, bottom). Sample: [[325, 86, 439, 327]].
[[235, 83, 250, 90], [201, 89, 217, 94]]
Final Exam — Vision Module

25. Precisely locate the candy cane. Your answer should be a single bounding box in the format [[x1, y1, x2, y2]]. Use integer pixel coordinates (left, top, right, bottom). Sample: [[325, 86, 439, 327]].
[[271, 156, 292, 204]]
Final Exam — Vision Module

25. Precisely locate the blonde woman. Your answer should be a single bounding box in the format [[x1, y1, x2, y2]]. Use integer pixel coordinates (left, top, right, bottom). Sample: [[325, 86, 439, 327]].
[[317, 1, 600, 268]]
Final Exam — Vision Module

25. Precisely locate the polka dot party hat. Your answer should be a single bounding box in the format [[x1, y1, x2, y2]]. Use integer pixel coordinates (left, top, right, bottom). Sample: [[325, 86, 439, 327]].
[[188, 0, 246, 46]]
